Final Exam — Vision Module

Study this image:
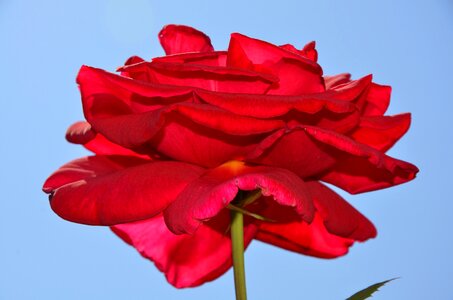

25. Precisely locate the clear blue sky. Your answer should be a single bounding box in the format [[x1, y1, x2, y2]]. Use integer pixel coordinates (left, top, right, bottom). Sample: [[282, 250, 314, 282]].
[[1, 1, 452, 299]]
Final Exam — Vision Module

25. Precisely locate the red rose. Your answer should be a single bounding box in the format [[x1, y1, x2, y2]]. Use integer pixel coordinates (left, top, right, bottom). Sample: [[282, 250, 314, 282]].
[[43, 25, 418, 288]]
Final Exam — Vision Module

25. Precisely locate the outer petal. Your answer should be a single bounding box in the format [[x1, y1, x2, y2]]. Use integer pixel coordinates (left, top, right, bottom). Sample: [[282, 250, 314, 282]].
[[248, 126, 418, 193], [256, 214, 354, 258], [350, 113, 411, 152], [301, 126, 418, 193], [42, 156, 204, 225], [305, 181, 376, 240], [227, 33, 324, 95], [77, 65, 194, 114], [255, 181, 376, 258], [66, 121, 151, 158], [164, 161, 315, 234], [112, 214, 258, 288], [158, 25, 214, 55]]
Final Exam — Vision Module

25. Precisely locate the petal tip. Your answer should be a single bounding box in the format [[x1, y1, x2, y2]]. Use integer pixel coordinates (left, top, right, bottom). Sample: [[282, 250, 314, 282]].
[[65, 121, 96, 144], [159, 24, 213, 55]]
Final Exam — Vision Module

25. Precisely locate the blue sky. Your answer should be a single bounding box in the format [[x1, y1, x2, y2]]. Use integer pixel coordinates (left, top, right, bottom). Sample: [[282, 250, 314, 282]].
[[1, 0, 452, 299]]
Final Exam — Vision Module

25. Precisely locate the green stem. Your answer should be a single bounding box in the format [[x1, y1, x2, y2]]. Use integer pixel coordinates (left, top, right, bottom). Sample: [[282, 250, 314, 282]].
[[230, 207, 247, 300]]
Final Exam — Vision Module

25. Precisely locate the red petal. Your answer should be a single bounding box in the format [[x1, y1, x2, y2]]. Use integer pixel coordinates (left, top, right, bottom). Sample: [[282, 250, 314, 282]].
[[87, 111, 274, 168], [323, 74, 372, 101], [227, 33, 324, 94], [78, 66, 284, 166], [301, 41, 318, 62], [350, 113, 411, 152], [77, 66, 191, 150], [65, 121, 97, 144], [362, 82, 391, 116], [66, 121, 150, 158], [148, 111, 271, 167], [77, 65, 194, 119], [306, 181, 376, 240], [256, 214, 353, 258], [86, 102, 283, 167], [248, 126, 418, 193], [300, 126, 418, 193], [247, 129, 337, 179], [112, 214, 257, 288], [256, 181, 376, 258], [117, 61, 276, 93], [158, 25, 214, 55], [42, 156, 204, 225], [164, 161, 315, 234], [324, 73, 351, 89]]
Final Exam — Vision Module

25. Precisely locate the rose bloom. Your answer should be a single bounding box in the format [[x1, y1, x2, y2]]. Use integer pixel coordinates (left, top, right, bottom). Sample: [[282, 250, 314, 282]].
[[43, 25, 418, 288]]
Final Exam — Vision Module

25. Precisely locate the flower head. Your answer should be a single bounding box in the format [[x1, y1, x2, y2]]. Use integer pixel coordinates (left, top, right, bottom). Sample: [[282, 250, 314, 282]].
[[43, 25, 418, 288]]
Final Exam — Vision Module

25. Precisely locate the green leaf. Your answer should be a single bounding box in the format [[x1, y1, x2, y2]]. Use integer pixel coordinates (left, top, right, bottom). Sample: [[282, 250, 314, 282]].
[[346, 278, 398, 300]]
